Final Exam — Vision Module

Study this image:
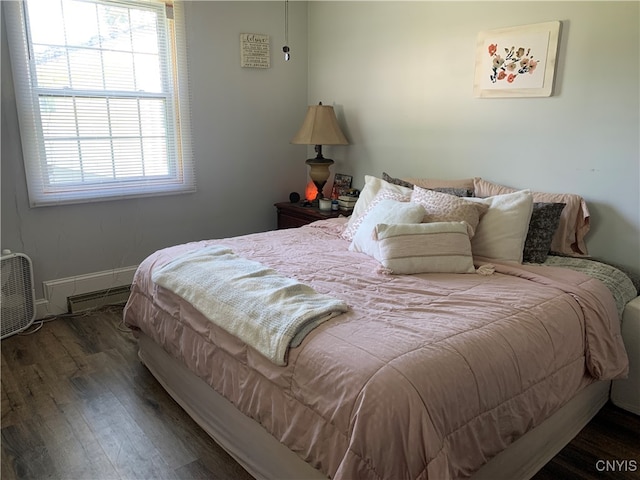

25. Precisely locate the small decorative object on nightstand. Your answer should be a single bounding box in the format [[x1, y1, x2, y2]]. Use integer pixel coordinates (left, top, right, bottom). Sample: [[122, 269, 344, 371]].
[[275, 202, 342, 229], [337, 195, 358, 213], [289, 192, 300, 203]]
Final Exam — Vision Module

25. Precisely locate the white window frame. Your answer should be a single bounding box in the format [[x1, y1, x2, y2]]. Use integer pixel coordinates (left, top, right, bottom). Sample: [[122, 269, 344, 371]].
[[4, 0, 195, 207]]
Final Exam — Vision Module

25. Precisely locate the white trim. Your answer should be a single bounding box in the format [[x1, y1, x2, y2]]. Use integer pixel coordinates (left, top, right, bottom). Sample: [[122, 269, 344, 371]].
[[37, 266, 138, 319]]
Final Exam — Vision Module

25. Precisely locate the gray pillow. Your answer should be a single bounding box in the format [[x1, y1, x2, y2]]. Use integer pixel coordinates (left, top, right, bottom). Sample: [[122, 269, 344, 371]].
[[382, 172, 473, 197], [523, 202, 566, 263]]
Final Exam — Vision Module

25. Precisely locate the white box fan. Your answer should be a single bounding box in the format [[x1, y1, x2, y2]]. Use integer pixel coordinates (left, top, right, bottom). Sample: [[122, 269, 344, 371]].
[[1, 250, 36, 339]]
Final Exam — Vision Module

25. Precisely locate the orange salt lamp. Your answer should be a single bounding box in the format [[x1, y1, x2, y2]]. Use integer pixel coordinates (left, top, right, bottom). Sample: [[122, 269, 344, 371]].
[[305, 181, 318, 201]]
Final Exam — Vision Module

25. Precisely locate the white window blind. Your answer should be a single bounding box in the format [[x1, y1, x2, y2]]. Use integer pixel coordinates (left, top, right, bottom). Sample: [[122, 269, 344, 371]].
[[5, 0, 195, 206]]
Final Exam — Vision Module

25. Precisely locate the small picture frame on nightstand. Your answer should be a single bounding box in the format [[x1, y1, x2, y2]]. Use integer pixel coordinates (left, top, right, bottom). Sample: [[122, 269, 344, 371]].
[[332, 173, 352, 197]]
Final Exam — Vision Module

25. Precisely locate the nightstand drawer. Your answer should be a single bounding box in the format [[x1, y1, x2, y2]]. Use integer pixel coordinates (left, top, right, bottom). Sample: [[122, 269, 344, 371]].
[[275, 202, 341, 229], [278, 212, 312, 229]]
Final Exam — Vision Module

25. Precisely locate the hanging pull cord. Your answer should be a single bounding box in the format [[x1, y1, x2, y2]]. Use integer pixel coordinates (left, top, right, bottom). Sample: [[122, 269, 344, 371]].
[[282, 0, 290, 61]]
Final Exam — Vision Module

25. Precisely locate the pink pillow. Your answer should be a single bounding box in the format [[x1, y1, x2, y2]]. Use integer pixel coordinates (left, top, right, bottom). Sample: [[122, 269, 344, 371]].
[[403, 177, 475, 191], [473, 178, 590, 256]]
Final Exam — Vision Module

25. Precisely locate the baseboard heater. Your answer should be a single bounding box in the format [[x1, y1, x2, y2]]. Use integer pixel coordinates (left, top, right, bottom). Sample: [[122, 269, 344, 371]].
[[67, 285, 131, 314]]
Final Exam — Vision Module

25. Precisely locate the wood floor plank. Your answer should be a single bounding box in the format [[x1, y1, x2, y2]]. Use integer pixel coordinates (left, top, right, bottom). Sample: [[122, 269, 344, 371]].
[[78, 388, 174, 479], [84, 347, 202, 470], [1, 328, 41, 368], [173, 458, 217, 480], [0, 353, 28, 429], [37, 402, 119, 480], [532, 402, 640, 479], [1, 306, 638, 480], [6, 364, 68, 421], [1, 419, 57, 480]]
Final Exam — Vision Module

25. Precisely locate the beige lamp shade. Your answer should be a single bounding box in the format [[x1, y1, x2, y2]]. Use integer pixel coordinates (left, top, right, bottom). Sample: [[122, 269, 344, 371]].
[[290, 103, 348, 146]]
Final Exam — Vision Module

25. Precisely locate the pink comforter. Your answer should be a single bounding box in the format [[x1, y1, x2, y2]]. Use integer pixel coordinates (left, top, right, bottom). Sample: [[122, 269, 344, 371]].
[[123, 218, 628, 479]]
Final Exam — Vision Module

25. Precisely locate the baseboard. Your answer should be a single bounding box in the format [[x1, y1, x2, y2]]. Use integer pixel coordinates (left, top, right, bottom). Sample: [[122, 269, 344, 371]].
[[36, 266, 138, 319]]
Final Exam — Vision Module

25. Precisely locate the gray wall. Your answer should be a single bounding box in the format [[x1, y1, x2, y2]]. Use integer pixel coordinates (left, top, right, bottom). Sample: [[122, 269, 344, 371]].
[[1, 1, 309, 297], [308, 1, 639, 275]]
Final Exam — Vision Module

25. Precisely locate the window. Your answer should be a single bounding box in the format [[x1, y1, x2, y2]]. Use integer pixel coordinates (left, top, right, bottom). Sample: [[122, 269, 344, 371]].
[[5, 0, 194, 207]]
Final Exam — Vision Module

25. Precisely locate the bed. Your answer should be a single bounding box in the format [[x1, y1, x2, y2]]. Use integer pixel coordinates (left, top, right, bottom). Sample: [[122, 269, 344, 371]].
[[123, 175, 636, 480]]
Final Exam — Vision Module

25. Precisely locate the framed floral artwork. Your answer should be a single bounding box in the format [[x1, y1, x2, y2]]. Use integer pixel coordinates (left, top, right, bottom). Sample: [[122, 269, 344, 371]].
[[473, 21, 561, 98]]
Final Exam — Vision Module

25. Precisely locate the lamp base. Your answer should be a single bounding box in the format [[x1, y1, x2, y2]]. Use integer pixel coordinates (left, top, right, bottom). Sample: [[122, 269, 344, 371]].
[[306, 157, 334, 201]]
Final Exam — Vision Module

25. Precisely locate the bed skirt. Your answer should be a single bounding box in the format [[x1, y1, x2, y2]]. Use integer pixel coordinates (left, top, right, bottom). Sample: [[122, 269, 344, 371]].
[[136, 333, 610, 480]]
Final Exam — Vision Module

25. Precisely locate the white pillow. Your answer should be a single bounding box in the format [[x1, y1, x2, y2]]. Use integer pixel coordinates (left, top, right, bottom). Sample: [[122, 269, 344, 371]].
[[342, 189, 411, 241], [373, 222, 476, 274], [345, 175, 413, 235], [349, 199, 425, 257], [466, 190, 534, 263]]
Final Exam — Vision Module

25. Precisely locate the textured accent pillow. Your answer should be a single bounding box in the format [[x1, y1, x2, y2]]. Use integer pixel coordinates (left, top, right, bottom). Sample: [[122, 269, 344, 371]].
[[404, 176, 475, 193], [466, 190, 534, 263], [343, 189, 411, 241], [344, 176, 413, 237], [349, 199, 425, 257], [523, 202, 566, 263], [382, 172, 474, 197], [473, 178, 590, 256], [373, 222, 476, 274], [410, 186, 489, 237], [382, 172, 414, 189]]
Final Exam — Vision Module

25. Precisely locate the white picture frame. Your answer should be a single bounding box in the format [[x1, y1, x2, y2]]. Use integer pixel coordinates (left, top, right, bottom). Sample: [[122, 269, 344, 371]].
[[240, 33, 270, 69], [474, 21, 561, 98]]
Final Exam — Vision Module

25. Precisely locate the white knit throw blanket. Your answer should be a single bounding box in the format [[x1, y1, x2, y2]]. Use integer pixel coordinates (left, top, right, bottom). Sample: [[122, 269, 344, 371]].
[[151, 245, 349, 365]]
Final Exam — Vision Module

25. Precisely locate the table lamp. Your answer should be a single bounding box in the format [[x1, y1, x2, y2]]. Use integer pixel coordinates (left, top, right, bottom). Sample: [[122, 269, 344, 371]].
[[291, 102, 348, 202]]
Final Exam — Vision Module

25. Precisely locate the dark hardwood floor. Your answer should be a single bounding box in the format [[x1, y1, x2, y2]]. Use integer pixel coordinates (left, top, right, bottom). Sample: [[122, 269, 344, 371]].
[[1, 306, 253, 480], [2, 306, 638, 480]]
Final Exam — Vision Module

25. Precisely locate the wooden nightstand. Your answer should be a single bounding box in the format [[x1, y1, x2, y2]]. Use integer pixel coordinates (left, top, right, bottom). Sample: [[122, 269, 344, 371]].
[[274, 202, 343, 229]]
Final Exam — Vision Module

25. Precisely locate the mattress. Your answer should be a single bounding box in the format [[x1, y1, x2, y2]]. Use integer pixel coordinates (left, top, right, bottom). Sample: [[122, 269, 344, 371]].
[[123, 218, 631, 479]]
